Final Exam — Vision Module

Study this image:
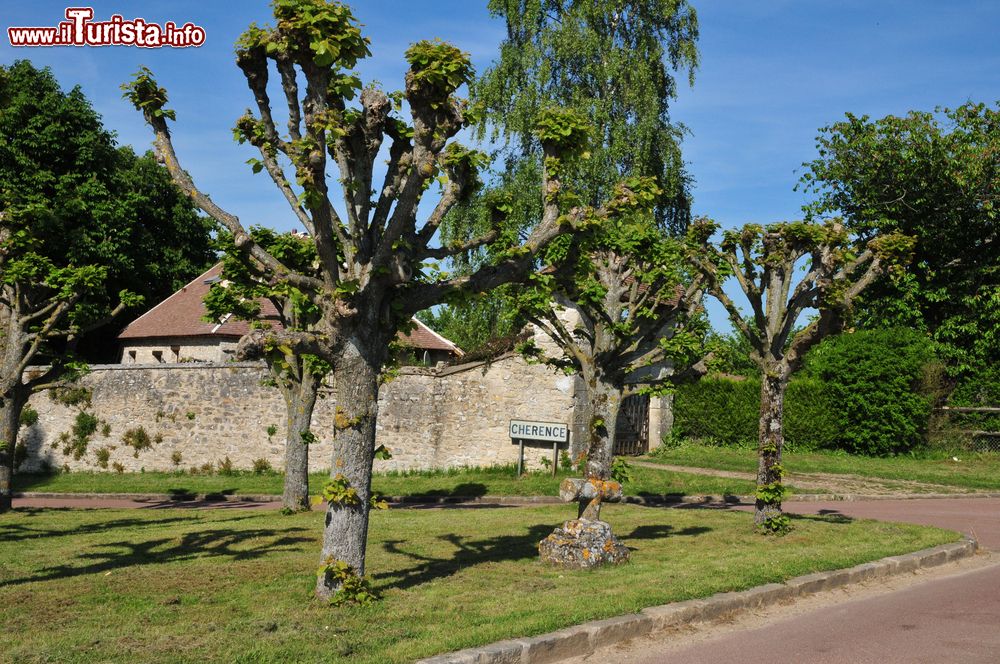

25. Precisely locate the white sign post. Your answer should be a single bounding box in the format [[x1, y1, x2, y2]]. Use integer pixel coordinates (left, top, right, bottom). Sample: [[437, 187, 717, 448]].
[[509, 419, 569, 477]]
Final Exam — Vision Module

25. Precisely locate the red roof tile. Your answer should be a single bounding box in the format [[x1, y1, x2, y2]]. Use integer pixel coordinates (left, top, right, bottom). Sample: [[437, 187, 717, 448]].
[[118, 264, 462, 355]]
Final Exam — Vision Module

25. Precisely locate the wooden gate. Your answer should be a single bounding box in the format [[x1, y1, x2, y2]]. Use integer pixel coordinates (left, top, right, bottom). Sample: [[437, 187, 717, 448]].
[[614, 394, 650, 456]]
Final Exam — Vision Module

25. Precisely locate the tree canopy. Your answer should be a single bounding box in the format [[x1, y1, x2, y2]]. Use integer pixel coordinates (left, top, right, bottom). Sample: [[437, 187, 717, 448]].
[[0, 61, 215, 361], [0, 61, 212, 511], [800, 103, 1000, 377], [477, 0, 699, 232]]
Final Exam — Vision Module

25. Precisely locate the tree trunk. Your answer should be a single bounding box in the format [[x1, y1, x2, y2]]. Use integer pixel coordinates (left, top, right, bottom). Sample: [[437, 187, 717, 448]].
[[0, 387, 27, 513], [280, 377, 319, 512], [579, 375, 622, 521], [755, 371, 787, 526], [315, 336, 381, 599]]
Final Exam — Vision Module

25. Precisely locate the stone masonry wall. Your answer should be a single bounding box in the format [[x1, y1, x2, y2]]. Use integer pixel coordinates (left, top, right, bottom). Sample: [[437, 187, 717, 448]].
[[20, 355, 576, 475]]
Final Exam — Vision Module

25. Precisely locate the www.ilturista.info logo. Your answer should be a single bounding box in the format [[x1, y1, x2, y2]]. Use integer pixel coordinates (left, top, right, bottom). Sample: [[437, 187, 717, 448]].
[[7, 7, 206, 48]]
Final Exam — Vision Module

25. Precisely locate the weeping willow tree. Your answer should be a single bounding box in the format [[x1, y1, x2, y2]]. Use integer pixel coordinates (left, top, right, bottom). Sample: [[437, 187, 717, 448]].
[[477, 0, 699, 232], [435, 0, 701, 354]]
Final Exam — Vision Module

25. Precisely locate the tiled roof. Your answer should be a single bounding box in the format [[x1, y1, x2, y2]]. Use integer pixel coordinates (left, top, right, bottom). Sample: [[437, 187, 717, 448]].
[[399, 319, 465, 356], [118, 264, 277, 340], [118, 263, 463, 355]]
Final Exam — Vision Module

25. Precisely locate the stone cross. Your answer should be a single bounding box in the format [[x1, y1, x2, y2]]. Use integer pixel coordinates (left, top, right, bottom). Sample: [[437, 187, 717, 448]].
[[559, 477, 623, 520]]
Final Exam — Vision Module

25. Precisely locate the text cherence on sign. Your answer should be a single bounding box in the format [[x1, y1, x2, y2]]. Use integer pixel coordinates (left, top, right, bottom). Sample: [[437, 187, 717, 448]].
[[509, 420, 568, 443]]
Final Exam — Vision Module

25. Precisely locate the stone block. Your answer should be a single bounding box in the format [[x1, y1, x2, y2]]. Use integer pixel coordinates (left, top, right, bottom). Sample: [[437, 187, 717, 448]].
[[784, 571, 835, 595], [474, 639, 527, 664], [883, 552, 923, 574], [520, 628, 589, 663], [583, 614, 653, 651], [416, 651, 479, 664], [738, 583, 794, 608], [697, 591, 750, 620], [917, 546, 950, 568], [641, 599, 707, 628]]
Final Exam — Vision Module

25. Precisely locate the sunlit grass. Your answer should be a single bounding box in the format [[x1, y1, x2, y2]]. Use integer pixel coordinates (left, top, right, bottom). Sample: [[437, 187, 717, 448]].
[[0, 504, 957, 663]]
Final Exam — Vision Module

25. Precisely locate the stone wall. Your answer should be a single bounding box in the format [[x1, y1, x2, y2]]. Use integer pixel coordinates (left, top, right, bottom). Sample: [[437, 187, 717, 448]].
[[120, 336, 238, 364], [20, 354, 576, 475]]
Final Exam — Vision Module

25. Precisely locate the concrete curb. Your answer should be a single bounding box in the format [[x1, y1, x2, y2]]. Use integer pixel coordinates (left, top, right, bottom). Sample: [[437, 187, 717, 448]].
[[415, 535, 979, 664]]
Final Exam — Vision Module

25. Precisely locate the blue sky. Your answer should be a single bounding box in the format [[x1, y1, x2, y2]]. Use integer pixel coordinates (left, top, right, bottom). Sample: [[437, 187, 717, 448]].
[[3, 1, 998, 331]]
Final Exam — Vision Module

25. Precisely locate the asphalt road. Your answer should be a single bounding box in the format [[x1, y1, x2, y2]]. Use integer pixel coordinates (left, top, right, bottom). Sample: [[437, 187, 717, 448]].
[[591, 498, 1000, 664]]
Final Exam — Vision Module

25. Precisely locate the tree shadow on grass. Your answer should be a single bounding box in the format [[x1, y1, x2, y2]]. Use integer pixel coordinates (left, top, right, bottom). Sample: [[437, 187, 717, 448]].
[[793, 510, 855, 525], [624, 524, 712, 540], [375, 517, 715, 592], [374, 523, 554, 591], [2, 516, 312, 588], [393, 482, 490, 501], [0, 508, 199, 544]]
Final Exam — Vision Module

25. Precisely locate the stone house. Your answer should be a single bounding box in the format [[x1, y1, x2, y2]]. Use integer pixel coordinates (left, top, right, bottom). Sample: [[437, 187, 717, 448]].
[[117, 263, 464, 365]]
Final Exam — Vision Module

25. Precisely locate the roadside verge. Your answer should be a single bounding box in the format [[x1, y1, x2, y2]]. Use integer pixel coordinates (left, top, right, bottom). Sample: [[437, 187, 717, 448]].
[[416, 535, 978, 664]]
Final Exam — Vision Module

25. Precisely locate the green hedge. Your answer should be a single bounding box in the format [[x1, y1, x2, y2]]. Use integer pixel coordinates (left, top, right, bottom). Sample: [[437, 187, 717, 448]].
[[672, 376, 838, 451], [805, 328, 938, 456], [672, 328, 940, 456]]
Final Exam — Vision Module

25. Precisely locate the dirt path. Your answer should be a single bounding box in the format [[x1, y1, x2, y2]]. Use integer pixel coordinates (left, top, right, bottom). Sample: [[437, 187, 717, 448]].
[[633, 460, 986, 497]]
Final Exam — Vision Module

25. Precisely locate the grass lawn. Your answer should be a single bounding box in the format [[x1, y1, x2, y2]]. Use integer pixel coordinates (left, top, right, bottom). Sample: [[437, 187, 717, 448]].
[[649, 443, 1000, 491], [0, 504, 957, 663], [13, 464, 759, 499]]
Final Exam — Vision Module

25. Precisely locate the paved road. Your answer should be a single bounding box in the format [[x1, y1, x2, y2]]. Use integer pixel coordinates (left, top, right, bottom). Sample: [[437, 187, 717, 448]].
[[596, 498, 1000, 664]]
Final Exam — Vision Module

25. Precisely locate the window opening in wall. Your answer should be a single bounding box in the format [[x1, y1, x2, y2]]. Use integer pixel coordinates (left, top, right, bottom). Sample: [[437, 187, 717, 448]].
[[171, 345, 181, 362], [128, 350, 137, 364], [152, 350, 164, 363]]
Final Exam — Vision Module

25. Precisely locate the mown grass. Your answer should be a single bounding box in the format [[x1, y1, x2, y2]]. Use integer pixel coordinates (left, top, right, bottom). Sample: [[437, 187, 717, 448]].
[[648, 443, 1000, 490], [14, 463, 759, 499], [0, 504, 957, 663]]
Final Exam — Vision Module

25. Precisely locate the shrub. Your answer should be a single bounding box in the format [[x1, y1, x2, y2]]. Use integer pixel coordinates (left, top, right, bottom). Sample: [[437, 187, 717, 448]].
[[171, 451, 183, 466], [62, 411, 99, 460], [671, 376, 837, 451], [122, 427, 162, 458], [803, 328, 938, 456], [252, 458, 273, 475], [18, 406, 39, 428], [49, 386, 92, 408], [936, 366, 1000, 447], [217, 456, 235, 475], [785, 378, 840, 450], [672, 376, 758, 447], [94, 447, 111, 469]]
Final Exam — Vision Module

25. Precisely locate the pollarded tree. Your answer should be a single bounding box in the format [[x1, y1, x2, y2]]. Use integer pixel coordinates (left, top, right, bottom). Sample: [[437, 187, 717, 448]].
[[125, 0, 581, 599], [204, 228, 327, 512], [688, 219, 912, 532], [518, 177, 708, 525], [0, 226, 139, 512], [0, 62, 213, 512]]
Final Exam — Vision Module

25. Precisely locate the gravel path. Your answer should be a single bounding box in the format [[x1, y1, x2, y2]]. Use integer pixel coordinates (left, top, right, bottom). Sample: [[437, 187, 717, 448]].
[[633, 460, 985, 497]]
